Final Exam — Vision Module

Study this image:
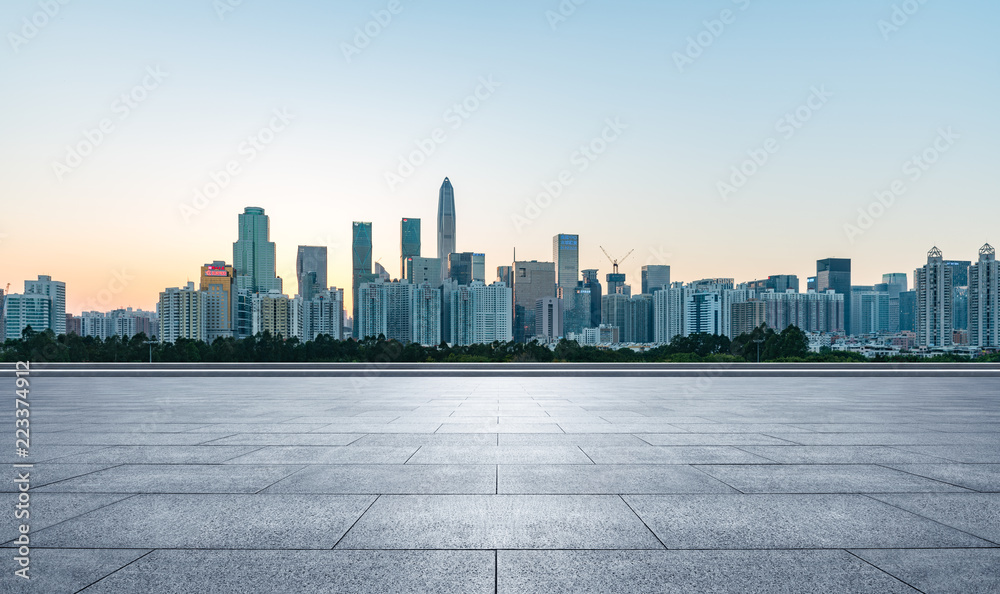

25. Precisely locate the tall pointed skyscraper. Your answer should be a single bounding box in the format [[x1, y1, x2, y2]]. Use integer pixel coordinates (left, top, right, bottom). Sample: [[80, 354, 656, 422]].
[[437, 178, 456, 279]]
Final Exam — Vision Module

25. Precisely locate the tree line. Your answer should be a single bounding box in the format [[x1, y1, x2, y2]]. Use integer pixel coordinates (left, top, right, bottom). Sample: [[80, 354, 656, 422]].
[[1, 325, 994, 364]]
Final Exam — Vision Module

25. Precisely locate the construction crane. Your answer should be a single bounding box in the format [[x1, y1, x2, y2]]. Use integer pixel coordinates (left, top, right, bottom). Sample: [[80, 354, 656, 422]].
[[599, 246, 634, 275]]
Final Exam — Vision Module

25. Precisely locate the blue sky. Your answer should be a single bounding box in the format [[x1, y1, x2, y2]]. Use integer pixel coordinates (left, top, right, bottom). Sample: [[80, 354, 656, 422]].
[[1, 0, 997, 312]]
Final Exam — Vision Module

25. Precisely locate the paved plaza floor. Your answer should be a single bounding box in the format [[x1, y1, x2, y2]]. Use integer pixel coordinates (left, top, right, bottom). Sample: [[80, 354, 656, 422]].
[[2, 372, 999, 592]]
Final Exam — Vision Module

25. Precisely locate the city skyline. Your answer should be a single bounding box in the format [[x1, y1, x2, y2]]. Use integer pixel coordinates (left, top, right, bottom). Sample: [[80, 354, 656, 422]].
[[6, 192, 997, 317]]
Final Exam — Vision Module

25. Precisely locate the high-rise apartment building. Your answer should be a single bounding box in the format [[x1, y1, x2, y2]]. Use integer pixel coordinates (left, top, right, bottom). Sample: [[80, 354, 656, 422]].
[[757, 290, 844, 333], [159, 282, 206, 343], [915, 247, 953, 348], [400, 218, 421, 280], [969, 243, 998, 348], [731, 300, 766, 337], [412, 282, 442, 347], [816, 258, 851, 334], [652, 283, 685, 344], [300, 288, 344, 341], [641, 265, 671, 294], [24, 275, 66, 335], [386, 281, 414, 344], [251, 292, 292, 338], [296, 246, 327, 299], [3, 294, 51, 340], [686, 291, 722, 336], [437, 178, 456, 280], [356, 280, 388, 341], [449, 281, 513, 346]]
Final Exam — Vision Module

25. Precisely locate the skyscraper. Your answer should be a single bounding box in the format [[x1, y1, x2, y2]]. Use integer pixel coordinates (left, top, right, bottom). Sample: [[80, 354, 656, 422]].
[[200, 261, 235, 342], [581, 269, 602, 328], [969, 243, 999, 348], [553, 234, 580, 293], [915, 247, 953, 348], [641, 265, 671, 294], [233, 207, 282, 294], [816, 258, 851, 334], [601, 293, 628, 335], [296, 246, 328, 299], [400, 218, 421, 279], [24, 275, 66, 335], [447, 252, 486, 285], [437, 178, 456, 280], [899, 290, 917, 332], [626, 294, 654, 343], [352, 222, 375, 337], [882, 273, 908, 332], [512, 261, 556, 342]]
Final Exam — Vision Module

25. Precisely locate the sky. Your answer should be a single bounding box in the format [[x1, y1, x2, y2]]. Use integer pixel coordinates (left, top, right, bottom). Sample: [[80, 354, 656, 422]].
[[1, 0, 998, 315]]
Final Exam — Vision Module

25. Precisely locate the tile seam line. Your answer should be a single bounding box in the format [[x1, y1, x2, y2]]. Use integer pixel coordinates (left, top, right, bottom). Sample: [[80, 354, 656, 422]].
[[25, 462, 128, 490], [843, 549, 927, 594], [618, 495, 668, 550], [859, 493, 1000, 547], [253, 464, 312, 494], [1, 493, 141, 547], [872, 463, 981, 493], [331, 494, 381, 550], [687, 464, 746, 494], [75, 548, 157, 593]]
